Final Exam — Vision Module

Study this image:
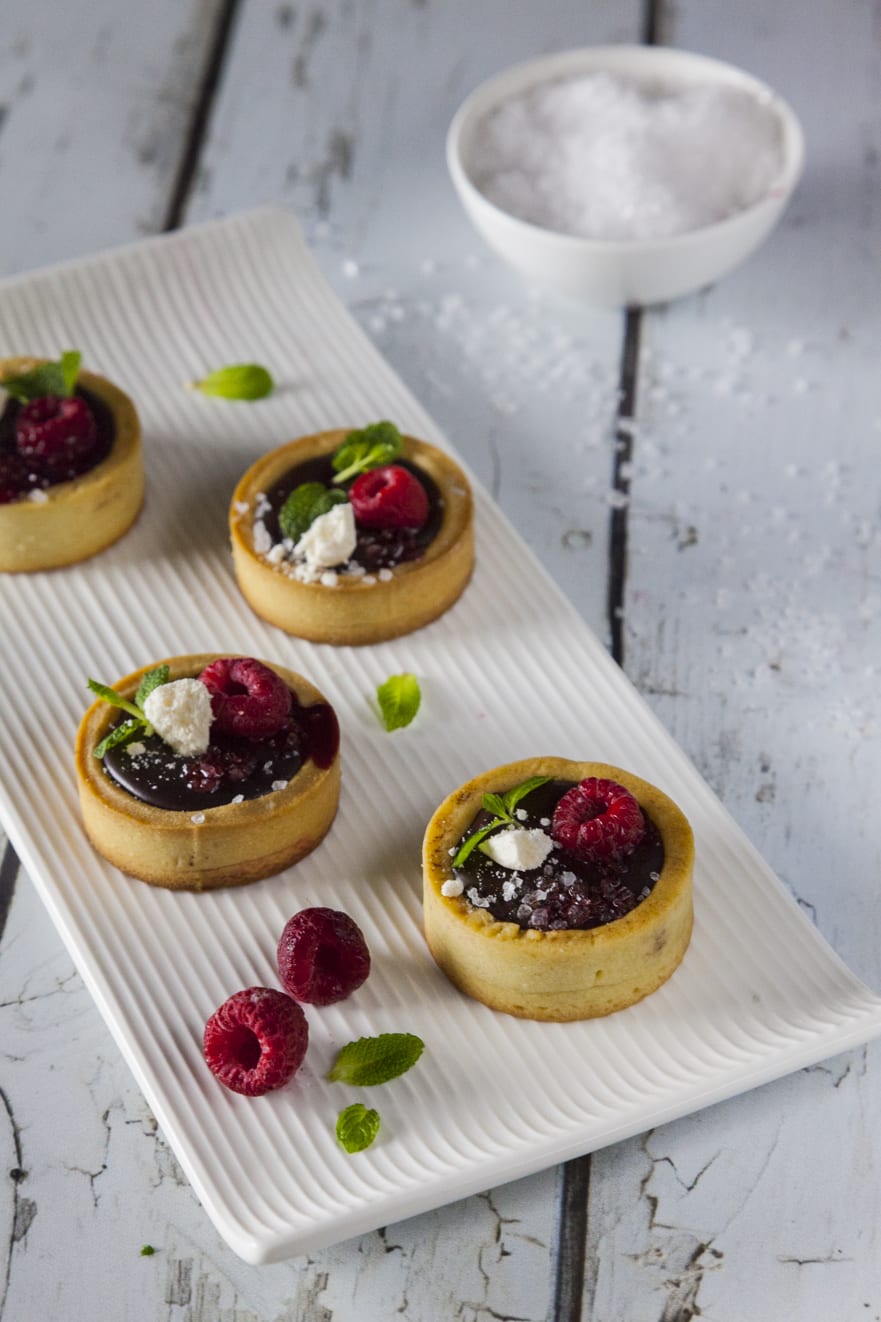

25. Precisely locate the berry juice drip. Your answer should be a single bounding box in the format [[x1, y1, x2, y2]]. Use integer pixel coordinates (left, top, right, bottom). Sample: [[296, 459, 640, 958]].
[[263, 455, 444, 569], [102, 690, 338, 810], [455, 780, 665, 931]]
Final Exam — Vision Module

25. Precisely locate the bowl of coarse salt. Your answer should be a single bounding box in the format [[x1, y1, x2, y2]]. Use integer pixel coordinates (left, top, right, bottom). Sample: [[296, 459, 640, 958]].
[[447, 45, 804, 306]]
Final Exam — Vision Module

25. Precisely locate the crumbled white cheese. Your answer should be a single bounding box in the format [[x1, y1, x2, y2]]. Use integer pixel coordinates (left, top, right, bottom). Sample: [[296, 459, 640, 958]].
[[320, 570, 339, 587], [266, 543, 286, 564], [252, 520, 272, 554], [482, 827, 554, 871], [295, 503, 357, 570], [441, 877, 465, 897], [143, 678, 213, 756]]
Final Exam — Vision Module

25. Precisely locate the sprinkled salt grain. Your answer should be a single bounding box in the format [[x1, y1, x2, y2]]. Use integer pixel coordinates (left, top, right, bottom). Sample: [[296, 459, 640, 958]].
[[378, 568, 393, 582], [442, 877, 464, 897], [467, 888, 492, 909], [362, 575, 376, 586], [233, 499, 249, 514], [320, 570, 339, 587], [125, 742, 145, 757], [540, 817, 550, 827], [191, 813, 205, 825], [469, 73, 785, 240], [514, 808, 528, 821], [27, 489, 49, 503], [271, 780, 288, 792], [231, 794, 244, 805]]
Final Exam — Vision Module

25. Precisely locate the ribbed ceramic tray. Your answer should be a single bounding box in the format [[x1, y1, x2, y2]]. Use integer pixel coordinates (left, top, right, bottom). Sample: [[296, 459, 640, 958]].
[[1, 209, 880, 1265]]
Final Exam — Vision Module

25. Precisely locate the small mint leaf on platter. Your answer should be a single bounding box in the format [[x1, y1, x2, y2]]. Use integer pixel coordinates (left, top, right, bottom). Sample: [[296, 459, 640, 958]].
[[3, 350, 81, 403], [336, 1103, 380, 1153], [134, 664, 169, 710], [93, 718, 144, 760], [139, 1245, 156, 1257], [327, 1032, 424, 1086], [376, 673, 420, 732], [503, 775, 552, 814], [189, 363, 274, 400], [331, 420, 403, 484]]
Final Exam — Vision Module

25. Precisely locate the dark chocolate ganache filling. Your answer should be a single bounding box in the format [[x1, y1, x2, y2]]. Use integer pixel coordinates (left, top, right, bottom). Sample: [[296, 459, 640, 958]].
[[0, 387, 115, 490], [102, 692, 339, 811], [262, 455, 444, 571], [453, 780, 664, 931]]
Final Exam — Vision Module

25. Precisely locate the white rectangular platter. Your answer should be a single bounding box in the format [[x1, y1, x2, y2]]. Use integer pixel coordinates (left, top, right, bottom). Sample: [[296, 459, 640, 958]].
[[1, 209, 880, 1265]]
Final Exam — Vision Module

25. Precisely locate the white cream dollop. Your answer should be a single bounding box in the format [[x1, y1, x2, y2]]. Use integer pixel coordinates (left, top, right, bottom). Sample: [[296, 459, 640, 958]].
[[295, 503, 357, 570], [482, 827, 554, 872], [142, 678, 213, 756]]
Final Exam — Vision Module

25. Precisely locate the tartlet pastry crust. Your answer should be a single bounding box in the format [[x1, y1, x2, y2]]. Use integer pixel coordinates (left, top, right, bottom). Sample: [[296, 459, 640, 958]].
[[423, 758, 694, 1022], [0, 356, 143, 572], [229, 429, 474, 645], [75, 654, 340, 892]]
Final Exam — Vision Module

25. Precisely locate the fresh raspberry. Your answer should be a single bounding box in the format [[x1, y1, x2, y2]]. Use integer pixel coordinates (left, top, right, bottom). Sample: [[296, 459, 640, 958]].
[[349, 464, 429, 529], [277, 907, 371, 1005], [203, 987, 308, 1096], [15, 395, 98, 480], [552, 778, 645, 863], [198, 657, 291, 739], [0, 452, 33, 504]]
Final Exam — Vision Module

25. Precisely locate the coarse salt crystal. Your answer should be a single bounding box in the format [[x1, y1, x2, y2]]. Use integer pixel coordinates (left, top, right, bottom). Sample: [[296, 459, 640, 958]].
[[271, 780, 288, 792], [469, 72, 785, 240], [191, 813, 205, 825], [231, 794, 244, 805], [441, 877, 465, 897], [378, 568, 393, 582]]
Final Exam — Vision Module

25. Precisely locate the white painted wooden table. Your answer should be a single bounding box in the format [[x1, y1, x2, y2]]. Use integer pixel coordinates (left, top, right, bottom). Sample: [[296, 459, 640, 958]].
[[1, 2, 879, 1318]]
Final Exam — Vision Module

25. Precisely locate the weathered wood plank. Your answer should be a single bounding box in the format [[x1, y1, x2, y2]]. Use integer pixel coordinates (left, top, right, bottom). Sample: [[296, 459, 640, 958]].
[[583, 0, 881, 1316], [0, 0, 226, 274]]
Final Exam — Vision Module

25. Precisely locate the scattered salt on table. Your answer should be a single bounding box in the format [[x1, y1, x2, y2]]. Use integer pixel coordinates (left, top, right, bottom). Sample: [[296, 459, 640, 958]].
[[468, 72, 785, 240]]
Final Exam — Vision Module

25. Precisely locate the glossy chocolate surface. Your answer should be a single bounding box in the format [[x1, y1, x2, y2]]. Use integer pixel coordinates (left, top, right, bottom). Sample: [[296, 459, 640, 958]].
[[262, 455, 444, 569], [102, 691, 339, 811], [454, 779, 665, 931]]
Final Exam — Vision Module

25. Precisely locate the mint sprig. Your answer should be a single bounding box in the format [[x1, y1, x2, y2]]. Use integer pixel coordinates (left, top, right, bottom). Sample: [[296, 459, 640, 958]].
[[3, 350, 81, 403], [327, 1032, 424, 1086], [331, 421, 403, 485], [452, 774, 552, 869], [375, 673, 421, 732], [87, 665, 169, 759], [279, 481, 347, 543], [190, 363, 274, 400], [336, 1103, 381, 1154]]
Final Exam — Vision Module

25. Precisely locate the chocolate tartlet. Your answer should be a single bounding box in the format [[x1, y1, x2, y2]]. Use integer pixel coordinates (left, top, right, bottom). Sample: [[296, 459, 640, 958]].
[[229, 428, 474, 645], [0, 356, 142, 572], [75, 654, 340, 891], [423, 758, 694, 1021]]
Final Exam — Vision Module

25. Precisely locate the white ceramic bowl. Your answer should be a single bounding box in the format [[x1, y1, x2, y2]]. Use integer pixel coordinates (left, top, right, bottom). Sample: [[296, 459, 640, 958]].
[[447, 45, 804, 307]]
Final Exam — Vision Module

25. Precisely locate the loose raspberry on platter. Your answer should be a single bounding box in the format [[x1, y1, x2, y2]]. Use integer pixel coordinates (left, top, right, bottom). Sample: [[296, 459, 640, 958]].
[[203, 987, 308, 1096], [349, 464, 429, 529], [15, 394, 98, 479], [199, 657, 291, 739], [277, 907, 371, 1005], [551, 778, 645, 863]]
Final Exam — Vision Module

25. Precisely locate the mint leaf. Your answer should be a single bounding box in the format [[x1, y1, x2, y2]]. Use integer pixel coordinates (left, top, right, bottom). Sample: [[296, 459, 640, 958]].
[[481, 792, 509, 820], [327, 1032, 424, 1086], [134, 664, 169, 710], [139, 1245, 156, 1257], [452, 816, 507, 869], [3, 350, 81, 403], [503, 775, 551, 814], [376, 673, 421, 732], [336, 1103, 380, 1153], [279, 482, 326, 541], [93, 718, 144, 760], [190, 363, 274, 400], [87, 678, 144, 723], [331, 421, 403, 484], [279, 483, 347, 542]]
